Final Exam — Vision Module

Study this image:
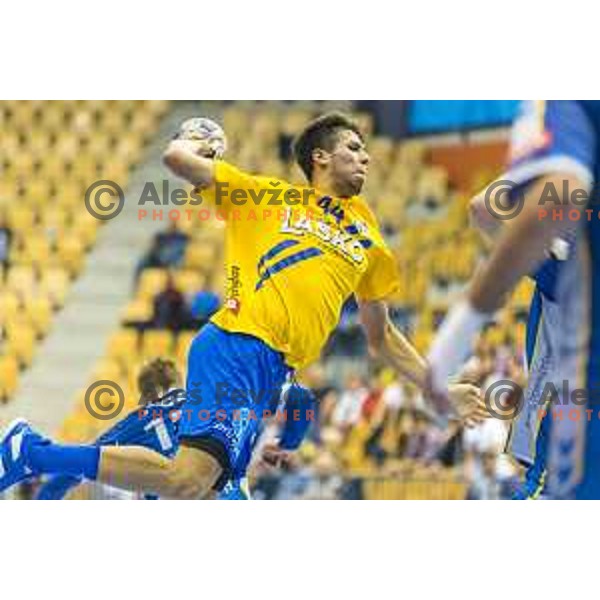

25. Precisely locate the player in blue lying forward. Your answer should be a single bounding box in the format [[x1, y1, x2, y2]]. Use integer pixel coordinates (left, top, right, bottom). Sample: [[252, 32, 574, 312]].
[[35, 358, 186, 500], [9, 358, 316, 500]]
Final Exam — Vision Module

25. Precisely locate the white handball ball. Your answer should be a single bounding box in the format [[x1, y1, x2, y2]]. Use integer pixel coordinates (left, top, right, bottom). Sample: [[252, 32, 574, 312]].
[[176, 117, 227, 158]]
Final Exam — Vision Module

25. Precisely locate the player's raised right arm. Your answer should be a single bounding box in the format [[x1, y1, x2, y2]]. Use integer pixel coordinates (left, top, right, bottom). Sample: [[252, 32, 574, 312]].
[[162, 139, 216, 189]]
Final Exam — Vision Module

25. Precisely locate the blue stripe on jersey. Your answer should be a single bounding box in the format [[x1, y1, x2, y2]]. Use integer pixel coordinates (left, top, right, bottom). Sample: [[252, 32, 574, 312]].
[[531, 260, 560, 302], [580, 205, 600, 496], [255, 247, 323, 290], [257, 240, 299, 271], [586, 209, 600, 390], [525, 287, 543, 369], [512, 290, 550, 499]]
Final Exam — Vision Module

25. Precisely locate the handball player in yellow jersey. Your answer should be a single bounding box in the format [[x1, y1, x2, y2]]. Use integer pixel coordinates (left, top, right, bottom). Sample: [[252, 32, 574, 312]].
[[0, 113, 483, 499]]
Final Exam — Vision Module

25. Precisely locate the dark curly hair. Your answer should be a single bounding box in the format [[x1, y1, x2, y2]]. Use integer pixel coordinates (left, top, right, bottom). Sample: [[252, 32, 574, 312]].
[[292, 112, 363, 182]]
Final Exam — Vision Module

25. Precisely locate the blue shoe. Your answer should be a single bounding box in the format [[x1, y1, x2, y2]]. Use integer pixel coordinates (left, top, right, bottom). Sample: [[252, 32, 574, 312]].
[[0, 419, 46, 493]]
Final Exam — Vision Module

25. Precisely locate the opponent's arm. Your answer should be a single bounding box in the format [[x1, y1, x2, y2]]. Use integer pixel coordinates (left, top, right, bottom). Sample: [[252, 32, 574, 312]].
[[427, 173, 589, 392], [469, 187, 505, 247], [467, 173, 587, 313]]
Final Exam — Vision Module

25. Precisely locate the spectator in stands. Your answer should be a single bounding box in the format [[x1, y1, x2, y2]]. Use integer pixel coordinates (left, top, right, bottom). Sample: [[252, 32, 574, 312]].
[[296, 363, 338, 446], [277, 131, 295, 163], [331, 374, 369, 433], [404, 412, 444, 463], [135, 221, 190, 284], [152, 273, 191, 331], [323, 297, 365, 357], [189, 288, 221, 328], [0, 211, 12, 268]]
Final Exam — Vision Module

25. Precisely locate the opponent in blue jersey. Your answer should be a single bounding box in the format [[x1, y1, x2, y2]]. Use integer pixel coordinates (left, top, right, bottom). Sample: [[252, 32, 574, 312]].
[[35, 359, 184, 499], [429, 100, 600, 499], [470, 196, 565, 498], [34, 359, 315, 500]]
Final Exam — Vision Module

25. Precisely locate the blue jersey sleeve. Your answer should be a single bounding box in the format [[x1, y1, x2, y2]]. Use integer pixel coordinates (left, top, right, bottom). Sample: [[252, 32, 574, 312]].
[[279, 384, 317, 451], [506, 100, 595, 188]]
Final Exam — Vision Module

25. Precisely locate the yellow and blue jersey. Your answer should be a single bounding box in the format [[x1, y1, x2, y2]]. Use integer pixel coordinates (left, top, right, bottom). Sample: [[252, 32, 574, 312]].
[[503, 100, 600, 498], [201, 161, 400, 369]]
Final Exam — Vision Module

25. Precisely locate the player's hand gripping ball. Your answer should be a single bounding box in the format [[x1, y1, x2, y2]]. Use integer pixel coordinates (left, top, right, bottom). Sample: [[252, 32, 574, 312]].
[[174, 117, 227, 159]]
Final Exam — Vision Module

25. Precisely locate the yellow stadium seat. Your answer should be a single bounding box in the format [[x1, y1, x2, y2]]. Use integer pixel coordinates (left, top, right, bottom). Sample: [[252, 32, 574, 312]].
[[0, 291, 21, 327], [11, 101, 35, 128], [184, 241, 218, 271], [176, 332, 195, 367], [6, 321, 37, 366], [370, 137, 395, 165], [137, 268, 168, 300], [398, 140, 427, 166], [141, 330, 174, 361], [173, 270, 206, 295], [101, 107, 127, 133], [7, 204, 36, 231], [55, 235, 85, 275], [40, 267, 70, 308], [102, 159, 129, 184], [0, 355, 19, 401], [23, 296, 53, 337], [71, 213, 99, 250], [41, 103, 66, 132], [7, 265, 37, 298], [106, 329, 140, 363], [122, 299, 153, 323], [19, 232, 52, 268], [512, 279, 534, 310], [40, 206, 70, 233], [90, 358, 123, 383]]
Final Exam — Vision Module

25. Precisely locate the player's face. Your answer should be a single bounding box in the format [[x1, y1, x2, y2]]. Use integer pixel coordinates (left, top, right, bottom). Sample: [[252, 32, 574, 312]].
[[328, 130, 370, 196]]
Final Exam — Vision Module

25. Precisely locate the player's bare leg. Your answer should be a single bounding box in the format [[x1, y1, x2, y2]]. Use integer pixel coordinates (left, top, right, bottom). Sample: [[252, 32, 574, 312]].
[[97, 444, 222, 499]]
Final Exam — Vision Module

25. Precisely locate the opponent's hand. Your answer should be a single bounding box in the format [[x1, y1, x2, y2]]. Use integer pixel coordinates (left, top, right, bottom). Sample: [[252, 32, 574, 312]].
[[447, 382, 488, 426]]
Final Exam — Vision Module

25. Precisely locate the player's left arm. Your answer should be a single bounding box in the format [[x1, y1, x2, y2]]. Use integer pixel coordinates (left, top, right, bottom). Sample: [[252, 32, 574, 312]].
[[353, 210, 484, 419], [359, 299, 485, 421], [359, 299, 426, 388]]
